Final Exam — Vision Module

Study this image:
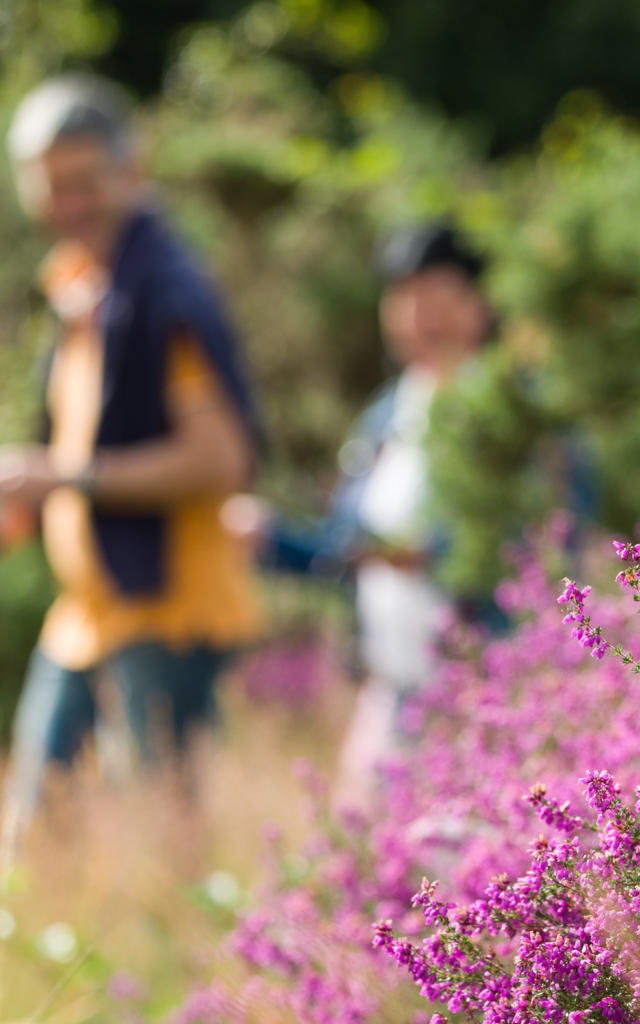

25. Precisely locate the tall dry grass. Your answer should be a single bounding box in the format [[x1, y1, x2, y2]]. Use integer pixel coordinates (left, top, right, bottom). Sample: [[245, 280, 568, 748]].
[[0, 662, 356, 1023]]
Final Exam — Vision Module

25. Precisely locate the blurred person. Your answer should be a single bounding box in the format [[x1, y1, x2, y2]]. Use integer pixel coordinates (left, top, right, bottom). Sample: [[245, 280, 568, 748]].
[[332, 223, 491, 805], [0, 74, 264, 848]]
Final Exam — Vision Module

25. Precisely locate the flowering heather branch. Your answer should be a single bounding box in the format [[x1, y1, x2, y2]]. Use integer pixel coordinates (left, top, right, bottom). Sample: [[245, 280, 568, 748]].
[[375, 775, 640, 1023], [558, 540, 640, 669], [526, 782, 588, 834], [557, 580, 609, 660], [580, 769, 620, 814], [167, 531, 640, 1023]]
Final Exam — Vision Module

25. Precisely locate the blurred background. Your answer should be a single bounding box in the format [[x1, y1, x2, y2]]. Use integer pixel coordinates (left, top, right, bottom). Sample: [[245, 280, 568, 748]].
[[2, 0, 640, 730], [2, 2, 640, 1021]]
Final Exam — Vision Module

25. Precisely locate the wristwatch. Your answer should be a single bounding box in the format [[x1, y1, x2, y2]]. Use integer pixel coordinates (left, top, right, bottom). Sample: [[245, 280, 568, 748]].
[[69, 459, 98, 497]]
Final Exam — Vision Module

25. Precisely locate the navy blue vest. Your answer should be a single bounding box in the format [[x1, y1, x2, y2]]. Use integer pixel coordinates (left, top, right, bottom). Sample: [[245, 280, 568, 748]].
[[77, 205, 261, 595]]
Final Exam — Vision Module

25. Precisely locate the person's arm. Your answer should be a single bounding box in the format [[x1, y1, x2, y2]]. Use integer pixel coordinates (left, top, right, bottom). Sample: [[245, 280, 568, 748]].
[[0, 339, 254, 510], [88, 368, 253, 507]]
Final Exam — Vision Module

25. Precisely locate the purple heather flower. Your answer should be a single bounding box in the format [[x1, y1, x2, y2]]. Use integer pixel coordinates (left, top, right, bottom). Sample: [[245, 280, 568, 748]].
[[613, 541, 630, 561], [580, 770, 618, 812], [591, 640, 609, 660]]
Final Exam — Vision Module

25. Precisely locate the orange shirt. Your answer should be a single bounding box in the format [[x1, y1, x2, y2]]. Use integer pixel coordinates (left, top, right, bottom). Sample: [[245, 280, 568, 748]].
[[38, 242, 264, 670]]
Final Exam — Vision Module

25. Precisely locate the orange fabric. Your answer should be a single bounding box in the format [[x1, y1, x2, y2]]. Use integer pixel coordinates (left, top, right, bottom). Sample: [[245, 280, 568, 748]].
[[38, 245, 264, 670]]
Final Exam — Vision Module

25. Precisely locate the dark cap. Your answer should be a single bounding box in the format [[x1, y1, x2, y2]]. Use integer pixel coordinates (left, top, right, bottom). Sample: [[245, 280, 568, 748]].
[[375, 221, 485, 282]]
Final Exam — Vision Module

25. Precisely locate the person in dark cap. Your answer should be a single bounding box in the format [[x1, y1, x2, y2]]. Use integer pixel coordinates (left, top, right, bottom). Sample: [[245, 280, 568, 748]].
[[329, 220, 492, 805], [374, 221, 485, 282], [258, 221, 490, 570]]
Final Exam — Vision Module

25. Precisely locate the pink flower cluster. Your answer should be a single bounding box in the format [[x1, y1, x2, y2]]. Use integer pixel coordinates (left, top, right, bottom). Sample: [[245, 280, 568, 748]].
[[376, 771, 640, 1022], [557, 579, 608, 658], [162, 530, 640, 1022], [241, 634, 337, 709], [560, 539, 640, 672]]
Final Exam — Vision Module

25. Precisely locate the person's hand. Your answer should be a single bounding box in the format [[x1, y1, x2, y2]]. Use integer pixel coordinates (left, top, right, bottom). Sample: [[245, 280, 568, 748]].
[[219, 494, 273, 555], [356, 536, 431, 571], [0, 445, 61, 507]]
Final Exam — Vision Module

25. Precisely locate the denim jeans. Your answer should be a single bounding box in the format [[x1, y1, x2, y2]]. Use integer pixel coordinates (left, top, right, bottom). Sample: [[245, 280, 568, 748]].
[[4, 641, 233, 825]]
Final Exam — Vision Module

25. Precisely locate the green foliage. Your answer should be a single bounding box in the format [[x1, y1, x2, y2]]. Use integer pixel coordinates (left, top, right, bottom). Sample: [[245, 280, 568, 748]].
[[427, 348, 554, 597], [427, 100, 640, 596], [495, 103, 640, 526], [0, 542, 53, 738], [0, 0, 115, 109]]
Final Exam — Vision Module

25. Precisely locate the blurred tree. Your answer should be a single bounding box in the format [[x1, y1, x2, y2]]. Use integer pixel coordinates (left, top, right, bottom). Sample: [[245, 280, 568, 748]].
[[427, 98, 640, 597], [92, 0, 640, 153]]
